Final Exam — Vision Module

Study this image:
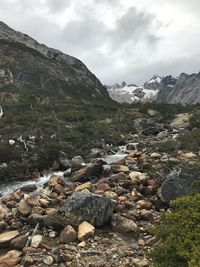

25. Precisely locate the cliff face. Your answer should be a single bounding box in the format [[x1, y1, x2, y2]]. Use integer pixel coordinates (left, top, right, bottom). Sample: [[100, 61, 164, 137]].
[[156, 73, 200, 105], [0, 21, 110, 102]]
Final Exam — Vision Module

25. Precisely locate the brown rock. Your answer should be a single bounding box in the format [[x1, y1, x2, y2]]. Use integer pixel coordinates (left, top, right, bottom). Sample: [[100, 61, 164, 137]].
[[31, 206, 44, 215], [0, 205, 9, 221], [137, 200, 152, 210], [38, 198, 49, 208], [112, 165, 129, 173], [59, 225, 77, 243], [78, 221, 95, 241], [11, 234, 28, 250], [104, 191, 118, 200], [17, 200, 32, 216], [111, 214, 139, 235], [49, 174, 62, 187], [129, 171, 146, 183], [132, 258, 149, 267], [23, 255, 34, 266], [96, 183, 110, 192], [0, 250, 22, 266], [70, 163, 103, 182], [26, 196, 40, 207], [0, 231, 20, 247], [75, 182, 92, 192], [45, 208, 58, 216]]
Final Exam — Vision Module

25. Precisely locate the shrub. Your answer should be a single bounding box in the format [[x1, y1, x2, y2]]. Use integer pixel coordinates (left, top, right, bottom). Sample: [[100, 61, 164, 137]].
[[151, 193, 200, 267]]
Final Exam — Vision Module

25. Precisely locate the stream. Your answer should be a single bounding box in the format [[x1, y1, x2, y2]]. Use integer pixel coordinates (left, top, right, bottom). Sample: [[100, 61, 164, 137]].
[[0, 148, 127, 197]]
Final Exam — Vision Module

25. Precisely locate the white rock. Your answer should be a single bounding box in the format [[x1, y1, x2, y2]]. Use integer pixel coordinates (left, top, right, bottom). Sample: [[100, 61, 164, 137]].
[[9, 139, 15, 145]]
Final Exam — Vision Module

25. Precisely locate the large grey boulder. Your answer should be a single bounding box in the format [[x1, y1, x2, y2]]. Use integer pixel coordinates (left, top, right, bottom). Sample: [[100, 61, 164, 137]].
[[160, 168, 200, 201], [60, 191, 116, 226]]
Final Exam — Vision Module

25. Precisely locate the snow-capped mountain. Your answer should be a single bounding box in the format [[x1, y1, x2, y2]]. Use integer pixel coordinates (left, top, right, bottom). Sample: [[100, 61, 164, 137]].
[[107, 75, 162, 103]]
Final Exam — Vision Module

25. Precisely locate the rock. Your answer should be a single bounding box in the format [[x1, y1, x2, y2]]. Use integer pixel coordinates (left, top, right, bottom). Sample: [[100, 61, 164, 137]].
[[160, 169, 200, 201], [75, 182, 92, 192], [49, 174, 63, 187], [0, 205, 9, 220], [129, 171, 146, 183], [38, 198, 49, 208], [28, 214, 66, 230], [43, 256, 54, 265], [71, 156, 85, 171], [148, 109, 158, 117], [9, 140, 15, 145], [11, 234, 28, 250], [59, 225, 77, 243], [104, 191, 118, 200], [31, 235, 43, 248], [0, 250, 22, 266], [142, 127, 162, 136], [31, 206, 45, 215], [78, 221, 95, 241], [23, 255, 34, 266], [150, 152, 162, 159], [17, 200, 32, 216], [78, 241, 86, 247], [111, 214, 139, 235], [19, 184, 37, 193], [170, 113, 190, 128], [180, 152, 198, 159], [26, 196, 40, 207], [96, 183, 110, 192], [0, 230, 19, 247], [112, 165, 129, 173], [137, 200, 152, 209], [60, 191, 115, 226], [132, 258, 149, 267], [70, 163, 103, 182]]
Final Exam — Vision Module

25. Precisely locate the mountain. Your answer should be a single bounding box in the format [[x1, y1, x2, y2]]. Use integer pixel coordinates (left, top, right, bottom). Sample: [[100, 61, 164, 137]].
[[0, 21, 110, 102], [107, 75, 161, 103], [107, 71, 200, 105], [0, 22, 117, 181], [156, 73, 200, 105]]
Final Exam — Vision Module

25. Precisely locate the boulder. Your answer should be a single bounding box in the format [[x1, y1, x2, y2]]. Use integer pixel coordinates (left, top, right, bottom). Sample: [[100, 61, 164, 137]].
[[70, 163, 103, 182], [60, 191, 115, 226], [160, 169, 200, 201]]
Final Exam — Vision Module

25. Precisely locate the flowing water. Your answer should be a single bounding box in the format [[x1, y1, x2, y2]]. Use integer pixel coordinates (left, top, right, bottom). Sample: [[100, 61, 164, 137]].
[[0, 146, 128, 197]]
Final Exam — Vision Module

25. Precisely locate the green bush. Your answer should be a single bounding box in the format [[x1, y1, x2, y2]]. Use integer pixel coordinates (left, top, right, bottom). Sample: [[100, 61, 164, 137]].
[[178, 128, 200, 152], [151, 193, 200, 267]]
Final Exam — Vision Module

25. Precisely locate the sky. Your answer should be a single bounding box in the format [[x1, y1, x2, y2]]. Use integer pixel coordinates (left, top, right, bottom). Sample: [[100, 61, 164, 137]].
[[0, 0, 200, 85]]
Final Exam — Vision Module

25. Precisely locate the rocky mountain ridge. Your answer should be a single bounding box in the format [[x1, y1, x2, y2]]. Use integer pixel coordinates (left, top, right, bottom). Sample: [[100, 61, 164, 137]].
[[107, 72, 200, 105], [0, 21, 110, 102]]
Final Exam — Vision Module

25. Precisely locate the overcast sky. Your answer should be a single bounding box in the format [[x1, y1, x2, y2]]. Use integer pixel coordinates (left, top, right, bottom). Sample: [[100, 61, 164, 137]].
[[1, 0, 200, 85]]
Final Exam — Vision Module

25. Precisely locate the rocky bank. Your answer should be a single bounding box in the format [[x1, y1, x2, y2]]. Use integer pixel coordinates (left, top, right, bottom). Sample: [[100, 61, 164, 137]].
[[0, 112, 199, 267]]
